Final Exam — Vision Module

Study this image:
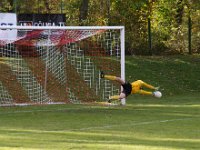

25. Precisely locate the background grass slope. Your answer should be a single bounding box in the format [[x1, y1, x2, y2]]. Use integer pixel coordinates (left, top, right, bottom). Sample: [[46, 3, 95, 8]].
[[125, 55, 200, 96]]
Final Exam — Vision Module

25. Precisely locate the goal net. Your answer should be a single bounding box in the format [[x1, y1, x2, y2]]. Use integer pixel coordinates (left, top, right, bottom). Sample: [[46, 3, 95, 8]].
[[0, 26, 125, 106]]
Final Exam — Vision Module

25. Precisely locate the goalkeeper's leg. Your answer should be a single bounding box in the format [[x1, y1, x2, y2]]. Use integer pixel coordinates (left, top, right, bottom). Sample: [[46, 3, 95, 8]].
[[137, 89, 153, 95], [137, 90, 161, 98], [139, 80, 159, 90], [100, 71, 125, 84], [108, 92, 126, 103]]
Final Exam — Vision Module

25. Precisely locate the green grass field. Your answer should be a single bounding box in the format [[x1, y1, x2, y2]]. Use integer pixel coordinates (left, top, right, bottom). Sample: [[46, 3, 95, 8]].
[[0, 55, 200, 150], [0, 95, 199, 150]]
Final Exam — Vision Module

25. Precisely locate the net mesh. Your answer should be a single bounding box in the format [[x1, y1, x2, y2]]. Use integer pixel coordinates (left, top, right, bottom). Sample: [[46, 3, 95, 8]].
[[0, 28, 122, 105]]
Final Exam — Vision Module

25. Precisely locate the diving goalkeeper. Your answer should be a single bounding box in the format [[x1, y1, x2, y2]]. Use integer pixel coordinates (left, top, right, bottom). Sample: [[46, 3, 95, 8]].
[[100, 71, 161, 102]]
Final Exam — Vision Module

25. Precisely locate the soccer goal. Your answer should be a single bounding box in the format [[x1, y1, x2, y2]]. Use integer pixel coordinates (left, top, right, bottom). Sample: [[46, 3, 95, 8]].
[[0, 26, 125, 106]]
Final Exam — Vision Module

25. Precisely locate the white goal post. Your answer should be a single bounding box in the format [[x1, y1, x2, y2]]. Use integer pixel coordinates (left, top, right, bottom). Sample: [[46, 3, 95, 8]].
[[0, 26, 125, 106]]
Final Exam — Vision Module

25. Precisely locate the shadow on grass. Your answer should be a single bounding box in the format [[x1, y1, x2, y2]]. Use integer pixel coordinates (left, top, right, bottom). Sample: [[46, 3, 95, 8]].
[[0, 126, 200, 150]]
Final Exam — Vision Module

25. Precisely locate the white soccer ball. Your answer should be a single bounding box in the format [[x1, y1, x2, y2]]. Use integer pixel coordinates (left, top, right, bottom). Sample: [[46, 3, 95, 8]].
[[154, 91, 162, 98]]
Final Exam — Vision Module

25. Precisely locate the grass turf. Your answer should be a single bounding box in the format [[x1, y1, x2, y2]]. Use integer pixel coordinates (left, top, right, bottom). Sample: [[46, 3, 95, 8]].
[[0, 94, 199, 150]]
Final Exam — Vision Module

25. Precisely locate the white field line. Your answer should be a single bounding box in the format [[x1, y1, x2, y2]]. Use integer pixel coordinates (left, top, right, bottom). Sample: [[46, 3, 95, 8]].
[[0, 118, 196, 134], [74, 118, 195, 131], [0, 108, 197, 132], [0, 105, 114, 115], [0, 107, 86, 115]]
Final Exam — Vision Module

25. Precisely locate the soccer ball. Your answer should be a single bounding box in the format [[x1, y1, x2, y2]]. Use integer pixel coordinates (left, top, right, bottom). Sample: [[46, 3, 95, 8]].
[[154, 91, 162, 98]]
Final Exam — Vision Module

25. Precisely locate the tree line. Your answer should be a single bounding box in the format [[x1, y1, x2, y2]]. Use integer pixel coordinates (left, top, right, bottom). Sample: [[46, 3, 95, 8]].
[[0, 0, 200, 55]]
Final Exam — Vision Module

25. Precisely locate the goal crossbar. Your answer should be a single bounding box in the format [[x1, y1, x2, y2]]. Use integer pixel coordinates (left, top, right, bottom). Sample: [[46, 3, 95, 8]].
[[0, 26, 124, 30]]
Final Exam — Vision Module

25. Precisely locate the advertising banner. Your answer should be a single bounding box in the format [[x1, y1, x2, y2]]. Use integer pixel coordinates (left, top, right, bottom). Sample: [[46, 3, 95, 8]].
[[18, 14, 66, 26], [0, 13, 17, 40]]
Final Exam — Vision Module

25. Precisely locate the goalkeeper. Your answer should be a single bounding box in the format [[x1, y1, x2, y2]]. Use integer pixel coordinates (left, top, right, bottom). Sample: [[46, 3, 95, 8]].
[[100, 71, 160, 102]]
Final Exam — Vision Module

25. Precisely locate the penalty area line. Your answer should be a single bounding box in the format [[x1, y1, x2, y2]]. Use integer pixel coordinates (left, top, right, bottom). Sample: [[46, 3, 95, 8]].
[[72, 117, 196, 131], [0, 118, 196, 134]]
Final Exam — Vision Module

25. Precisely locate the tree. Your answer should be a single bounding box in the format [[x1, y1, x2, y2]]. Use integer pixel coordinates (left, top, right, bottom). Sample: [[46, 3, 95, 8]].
[[0, 0, 12, 12], [0, 0, 199, 54], [175, 0, 184, 25], [79, 0, 89, 25]]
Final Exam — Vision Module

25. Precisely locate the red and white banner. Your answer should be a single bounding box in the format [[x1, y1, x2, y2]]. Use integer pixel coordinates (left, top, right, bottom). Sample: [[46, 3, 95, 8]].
[[0, 13, 17, 40]]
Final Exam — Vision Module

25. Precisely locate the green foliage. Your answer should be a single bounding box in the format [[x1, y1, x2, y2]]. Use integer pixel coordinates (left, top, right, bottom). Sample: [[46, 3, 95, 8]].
[[0, 0, 200, 55], [0, 0, 12, 12], [111, 0, 149, 54], [64, 0, 81, 25]]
